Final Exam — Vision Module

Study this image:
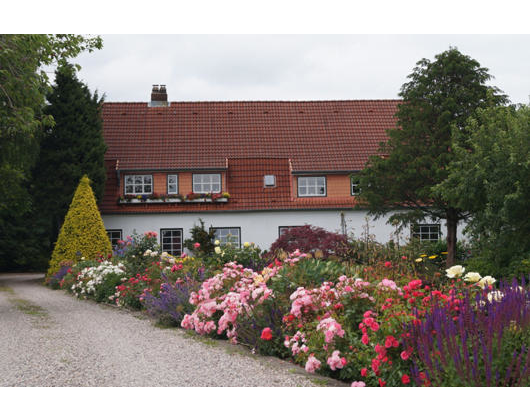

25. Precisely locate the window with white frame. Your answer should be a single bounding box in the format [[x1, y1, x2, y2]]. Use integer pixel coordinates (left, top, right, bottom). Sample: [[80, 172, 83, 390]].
[[193, 174, 221, 193], [106, 229, 122, 248], [264, 174, 276, 187], [167, 174, 178, 194], [124, 174, 153, 195], [211, 227, 240, 247], [298, 176, 326, 196], [351, 175, 361, 196], [160, 229, 183, 255], [412, 224, 441, 242]]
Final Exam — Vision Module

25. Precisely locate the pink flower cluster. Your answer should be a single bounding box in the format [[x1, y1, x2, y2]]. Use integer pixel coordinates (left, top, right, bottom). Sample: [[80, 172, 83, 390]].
[[284, 331, 308, 356], [316, 317, 345, 343], [283, 249, 309, 266], [327, 350, 347, 370], [289, 276, 373, 321], [181, 262, 277, 343], [376, 278, 401, 293], [305, 355, 321, 373]]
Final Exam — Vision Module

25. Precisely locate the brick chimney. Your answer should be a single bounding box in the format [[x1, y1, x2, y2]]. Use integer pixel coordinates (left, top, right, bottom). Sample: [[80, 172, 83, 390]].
[[150, 84, 168, 107]]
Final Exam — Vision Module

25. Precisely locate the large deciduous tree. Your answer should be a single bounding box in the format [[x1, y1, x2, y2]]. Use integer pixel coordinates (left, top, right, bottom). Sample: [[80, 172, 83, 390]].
[[436, 105, 530, 276], [356, 47, 507, 266]]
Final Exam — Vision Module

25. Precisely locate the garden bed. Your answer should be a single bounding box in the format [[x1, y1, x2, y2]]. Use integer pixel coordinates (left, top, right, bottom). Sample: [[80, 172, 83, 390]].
[[45, 230, 530, 387]]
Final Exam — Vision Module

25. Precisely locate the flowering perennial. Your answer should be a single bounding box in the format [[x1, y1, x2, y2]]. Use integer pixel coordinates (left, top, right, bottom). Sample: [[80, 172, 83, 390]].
[[181, 262, 278, 343], [71, 261, 126, 298]]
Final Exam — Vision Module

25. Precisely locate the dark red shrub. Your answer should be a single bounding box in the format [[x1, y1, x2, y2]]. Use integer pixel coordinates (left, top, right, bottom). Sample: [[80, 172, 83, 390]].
[[268, 225, 350, 259]]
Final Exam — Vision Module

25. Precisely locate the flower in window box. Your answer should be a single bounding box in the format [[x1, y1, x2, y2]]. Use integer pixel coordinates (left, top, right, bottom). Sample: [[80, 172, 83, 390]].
[[186, 192, 200, 201], [211, 192, 222, 200], [222, 192, 230, 199]]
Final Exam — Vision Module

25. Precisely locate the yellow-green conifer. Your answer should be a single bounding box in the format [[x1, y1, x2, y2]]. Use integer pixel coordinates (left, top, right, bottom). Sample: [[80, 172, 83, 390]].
[[47, 175, 111, 276]]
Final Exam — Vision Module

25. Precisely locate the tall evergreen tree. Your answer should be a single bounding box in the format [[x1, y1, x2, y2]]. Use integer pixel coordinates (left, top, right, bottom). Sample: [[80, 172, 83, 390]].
[[0, 35, 102, 271], [32, 64, 107, 255], [356, 47, 507, 266]]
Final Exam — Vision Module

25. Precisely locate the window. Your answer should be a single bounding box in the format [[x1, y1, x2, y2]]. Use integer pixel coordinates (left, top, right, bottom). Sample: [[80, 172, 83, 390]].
[[211, 227, 240, 247], [106, 229, 122, 248], [124, 174, 153, 195], [160, 229, 183, 255], [298, 176, 326, 197], [351, 175, 361, 196], [193, 174, 221, 193], [278, 226, 303, 237], [264, 174, 276, 187], [167, 174, 178, 194], [412, 224, 441, 242]]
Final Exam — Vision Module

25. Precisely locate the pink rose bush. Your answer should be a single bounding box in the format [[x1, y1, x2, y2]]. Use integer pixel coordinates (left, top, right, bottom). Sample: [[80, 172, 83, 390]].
[[181, 262, 278, 343]]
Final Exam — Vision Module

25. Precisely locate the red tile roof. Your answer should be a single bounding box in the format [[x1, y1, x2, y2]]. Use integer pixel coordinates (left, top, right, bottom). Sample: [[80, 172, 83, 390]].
[[102, 100, 400, 172], [100, 100, 400, 214]]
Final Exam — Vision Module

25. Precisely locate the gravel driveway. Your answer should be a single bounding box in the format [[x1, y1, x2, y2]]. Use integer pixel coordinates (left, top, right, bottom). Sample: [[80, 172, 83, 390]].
[[0, 274, 341, 387]]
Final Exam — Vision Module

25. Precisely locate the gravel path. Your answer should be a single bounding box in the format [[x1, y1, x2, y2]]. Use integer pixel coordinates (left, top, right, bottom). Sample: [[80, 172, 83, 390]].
[[0, 274, 341, 387]]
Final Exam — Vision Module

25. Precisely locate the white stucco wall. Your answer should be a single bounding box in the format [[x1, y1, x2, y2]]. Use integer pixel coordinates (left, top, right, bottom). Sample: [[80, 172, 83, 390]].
[[102, 210, 467, 252]]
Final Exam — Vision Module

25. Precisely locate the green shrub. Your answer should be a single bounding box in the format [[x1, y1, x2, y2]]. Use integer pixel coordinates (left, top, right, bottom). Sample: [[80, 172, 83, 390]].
[[183, 219, 216, 256], [47, 175, 111, 277]]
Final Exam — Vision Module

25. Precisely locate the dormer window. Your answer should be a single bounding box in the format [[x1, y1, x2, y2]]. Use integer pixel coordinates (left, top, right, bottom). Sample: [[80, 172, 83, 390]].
[[124, 175, 152, 195], [298, 176, 326, 197], [264, 174, 276, 187], [193, 174, 221, 193]]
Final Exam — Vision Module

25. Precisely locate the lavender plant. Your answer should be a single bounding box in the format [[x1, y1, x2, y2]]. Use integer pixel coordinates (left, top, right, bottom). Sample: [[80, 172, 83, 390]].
[[405, 278, 530, 386], [141, 275, 199, 327]]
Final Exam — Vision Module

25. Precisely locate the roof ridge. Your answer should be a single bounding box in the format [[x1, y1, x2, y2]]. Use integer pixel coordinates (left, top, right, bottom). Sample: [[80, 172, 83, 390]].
[[103, 99, 402, 105]]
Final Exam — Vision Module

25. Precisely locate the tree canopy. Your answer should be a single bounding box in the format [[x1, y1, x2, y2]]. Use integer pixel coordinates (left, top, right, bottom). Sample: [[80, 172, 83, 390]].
[[0, 34, 102, 214], [356, 47, 507, 266], [33, 63, 107, 248], [436, 105, 530, 276], [0, 34, 102, 271]]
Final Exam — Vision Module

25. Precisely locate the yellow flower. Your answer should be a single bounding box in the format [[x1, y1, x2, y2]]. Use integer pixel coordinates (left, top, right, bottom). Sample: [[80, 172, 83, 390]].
[[420, 254, 427, 258], [415, 258, 423, 262], [214, 240, 220, 245], [441, 252, 448, 255], [428, 255, 437, 259], [214, 246, 221, 254], [253, 274, 265, 285], [243, 242, 250, 247]]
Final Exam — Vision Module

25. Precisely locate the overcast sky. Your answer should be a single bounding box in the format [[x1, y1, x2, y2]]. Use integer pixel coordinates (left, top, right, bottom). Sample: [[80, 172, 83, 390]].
[[68, 34, 530, 105]]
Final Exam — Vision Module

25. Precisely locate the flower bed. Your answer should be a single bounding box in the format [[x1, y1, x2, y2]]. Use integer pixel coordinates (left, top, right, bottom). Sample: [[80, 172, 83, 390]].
[[46, 231, 530, 387]]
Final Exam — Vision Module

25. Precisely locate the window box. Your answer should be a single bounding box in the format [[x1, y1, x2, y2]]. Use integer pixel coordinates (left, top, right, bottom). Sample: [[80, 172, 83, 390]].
[[118, 192, 230, 204], [119, 193, 182, 204], [182, 192, 230, 202]]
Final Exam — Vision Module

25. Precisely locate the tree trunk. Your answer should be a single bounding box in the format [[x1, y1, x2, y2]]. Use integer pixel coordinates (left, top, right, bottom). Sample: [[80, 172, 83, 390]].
[[446, 208, 458, 267]]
